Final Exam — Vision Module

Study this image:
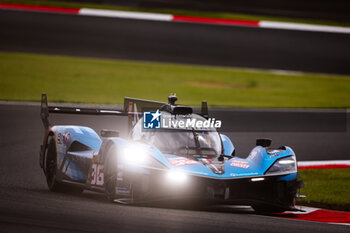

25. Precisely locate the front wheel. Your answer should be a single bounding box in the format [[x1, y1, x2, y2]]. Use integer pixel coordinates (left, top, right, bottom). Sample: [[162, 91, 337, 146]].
[[104, 145, 141, 204], [104, 146, 119, 201], [252, 204, 287, 214]]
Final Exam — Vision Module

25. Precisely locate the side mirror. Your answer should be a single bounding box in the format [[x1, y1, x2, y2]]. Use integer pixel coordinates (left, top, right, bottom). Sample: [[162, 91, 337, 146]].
[[256, 138, 272, 147], [220, 134, 235, 156], [100, 129, 119, 137]]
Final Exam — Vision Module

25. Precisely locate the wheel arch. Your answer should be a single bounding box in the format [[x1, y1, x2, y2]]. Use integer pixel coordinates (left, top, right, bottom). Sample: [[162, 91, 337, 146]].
[[99, 138, 128, 164]]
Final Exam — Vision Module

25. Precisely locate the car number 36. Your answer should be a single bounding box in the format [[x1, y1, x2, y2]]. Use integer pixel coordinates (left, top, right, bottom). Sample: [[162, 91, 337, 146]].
[[91, 164, 104, 186]]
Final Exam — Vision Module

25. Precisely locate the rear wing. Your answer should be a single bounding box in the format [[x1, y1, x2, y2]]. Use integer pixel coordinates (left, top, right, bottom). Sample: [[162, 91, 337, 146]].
[[40, 93, 126, 130], [124, 96, 209, 128], [41, 93, 209, 131], [123, 97, 166, 129], [123, 96, 208, 117]]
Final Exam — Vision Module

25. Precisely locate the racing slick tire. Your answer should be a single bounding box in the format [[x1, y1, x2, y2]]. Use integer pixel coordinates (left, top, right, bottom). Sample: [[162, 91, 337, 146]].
[[103, 145, 119, 201], [44, 135, 83, 194], [252, 204, 287, 213], [104, 145, 141, 204]]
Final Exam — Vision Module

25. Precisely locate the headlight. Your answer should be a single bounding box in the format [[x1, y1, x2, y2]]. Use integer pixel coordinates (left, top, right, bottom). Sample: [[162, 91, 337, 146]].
[[121, 144, 165, 169], [166, 170, 188, 183], [121, 144, 148, 163], [266, 156, 297, 175]]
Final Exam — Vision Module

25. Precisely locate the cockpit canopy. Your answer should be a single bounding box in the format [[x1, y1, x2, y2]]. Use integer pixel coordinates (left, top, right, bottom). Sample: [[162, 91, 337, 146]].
[[131, 112, 222, 158]]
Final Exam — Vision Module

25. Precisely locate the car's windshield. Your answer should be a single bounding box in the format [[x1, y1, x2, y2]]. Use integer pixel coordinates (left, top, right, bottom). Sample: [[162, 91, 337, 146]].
[[131, 114, 222, 158], [147, 130, 221, 157]]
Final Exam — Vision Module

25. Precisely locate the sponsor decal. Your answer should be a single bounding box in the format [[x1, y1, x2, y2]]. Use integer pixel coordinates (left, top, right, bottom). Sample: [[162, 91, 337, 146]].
[[64, 133, 70, 146], [128, 102, 133, 117], [57, 132, 70, 146], [230, 172, 258, 177], [57, 133, 62, 144], [230, 160, 250, 169], [269, 153, 280, 159], [168, 158, 200, 167], [117, 187, 131, 195], [91, 163, 104, 186]]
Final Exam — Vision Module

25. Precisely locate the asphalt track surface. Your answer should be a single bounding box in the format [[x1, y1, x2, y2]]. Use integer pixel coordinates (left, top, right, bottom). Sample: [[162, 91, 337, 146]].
[[0, 103, 349, 232], [101, 0, 350, 22], [1, 10, 350, 75]]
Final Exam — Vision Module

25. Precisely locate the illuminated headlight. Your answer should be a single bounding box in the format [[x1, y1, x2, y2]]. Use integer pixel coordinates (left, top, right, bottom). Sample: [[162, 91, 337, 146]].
[[251, 177, 265, 182], [166, 170, 188, 183], [266, 156, 297, 175], [122, 144, 148, 164]]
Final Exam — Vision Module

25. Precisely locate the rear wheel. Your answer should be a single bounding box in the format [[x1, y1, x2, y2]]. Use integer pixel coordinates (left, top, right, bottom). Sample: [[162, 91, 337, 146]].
[[44, 135, 83, 194]]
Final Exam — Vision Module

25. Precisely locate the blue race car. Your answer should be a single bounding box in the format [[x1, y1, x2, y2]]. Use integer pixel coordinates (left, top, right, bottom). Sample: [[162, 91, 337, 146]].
[[39, 94, 303, 213]]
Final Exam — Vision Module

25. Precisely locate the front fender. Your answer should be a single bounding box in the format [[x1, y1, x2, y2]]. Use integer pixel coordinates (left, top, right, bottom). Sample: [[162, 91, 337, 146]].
[[224, 146, 297, 178], [43, 126, 101, 172]]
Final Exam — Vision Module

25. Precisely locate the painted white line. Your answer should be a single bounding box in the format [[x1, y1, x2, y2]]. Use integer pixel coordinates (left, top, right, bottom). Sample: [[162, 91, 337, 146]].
[[79, 8, 172, 22], [298, 160, 350, 166], [259, 21, 350, 34]]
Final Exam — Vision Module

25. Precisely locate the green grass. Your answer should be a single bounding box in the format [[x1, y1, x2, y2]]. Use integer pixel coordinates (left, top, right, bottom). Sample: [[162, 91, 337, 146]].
[[297, 169, 350, 211], [1, 52, 350, 108], [1, 0, 350, 27]]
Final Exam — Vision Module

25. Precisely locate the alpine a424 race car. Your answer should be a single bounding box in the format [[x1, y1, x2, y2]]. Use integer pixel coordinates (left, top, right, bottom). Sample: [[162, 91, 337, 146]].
[[39, 94, 303, 213]]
